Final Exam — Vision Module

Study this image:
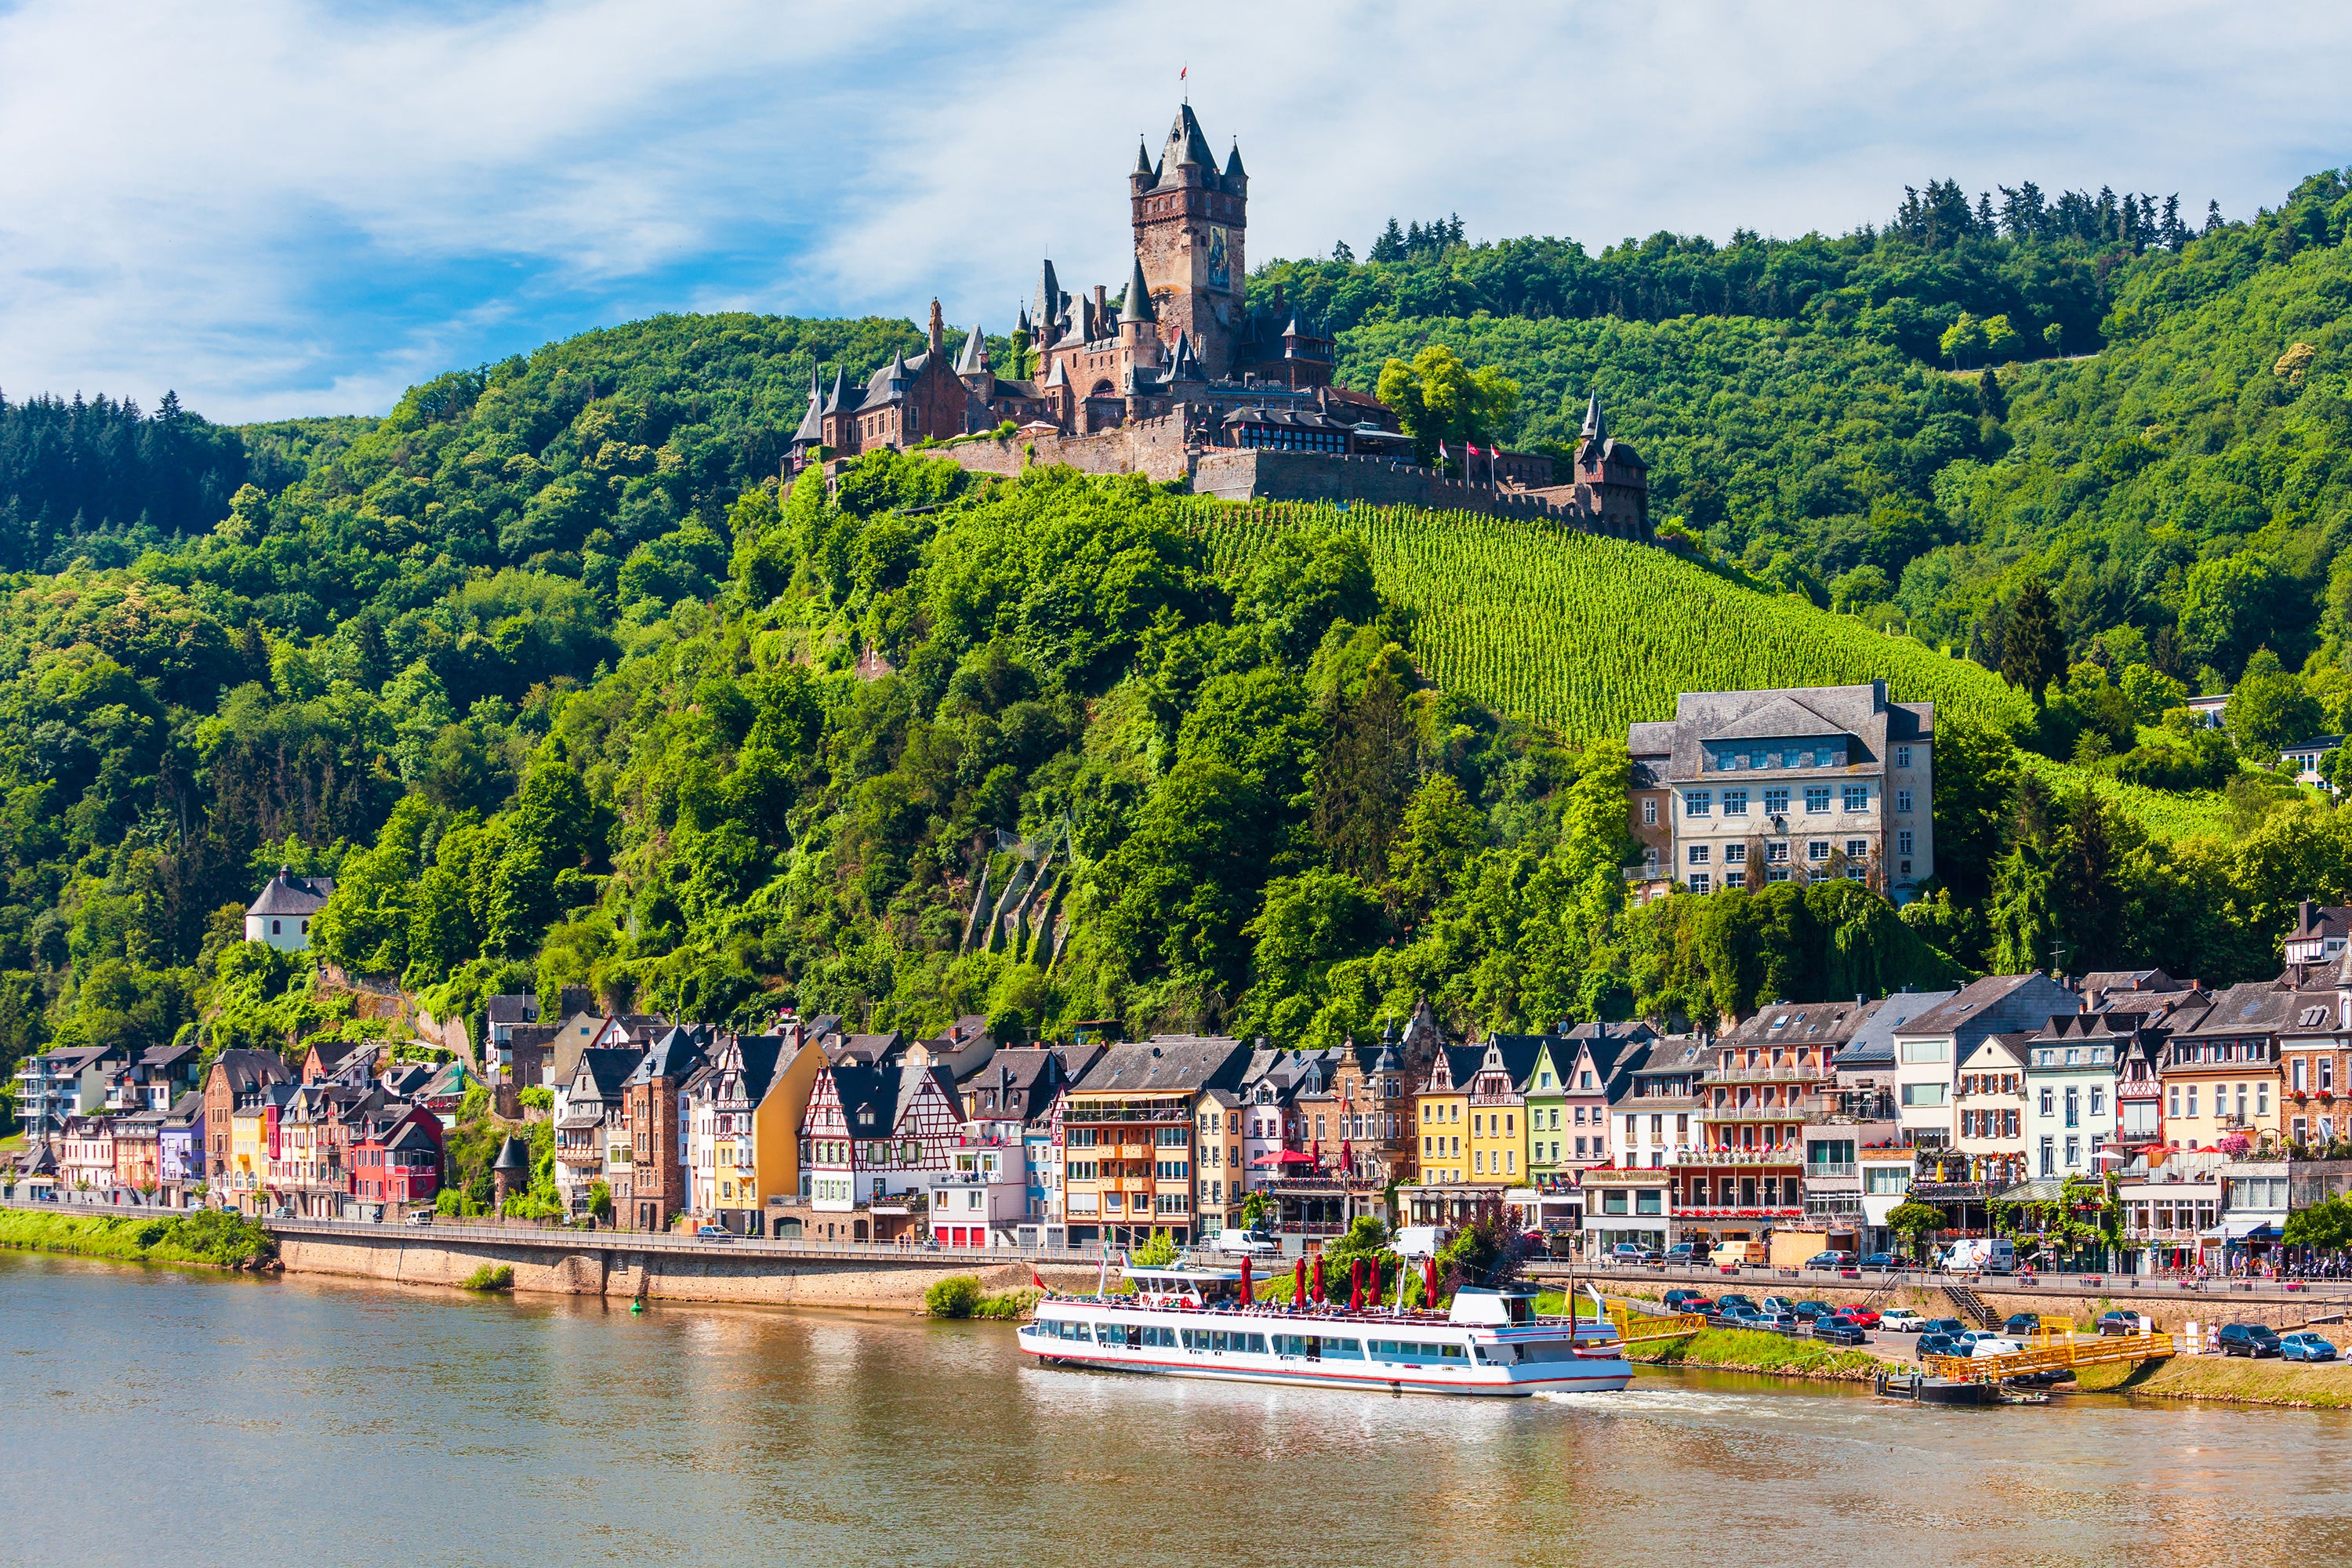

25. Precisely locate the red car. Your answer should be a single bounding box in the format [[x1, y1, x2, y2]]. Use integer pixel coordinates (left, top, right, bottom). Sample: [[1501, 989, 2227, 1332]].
[[1831, 1306, 1882, 1329]]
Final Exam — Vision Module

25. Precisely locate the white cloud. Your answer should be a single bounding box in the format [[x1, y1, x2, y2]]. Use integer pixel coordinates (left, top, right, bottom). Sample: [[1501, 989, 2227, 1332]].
[[2, 0, 2348, 420]]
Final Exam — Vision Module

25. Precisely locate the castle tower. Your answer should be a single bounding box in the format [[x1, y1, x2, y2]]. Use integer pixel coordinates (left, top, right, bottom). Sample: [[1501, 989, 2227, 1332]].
[[1131, 105, 1246, 379], [1573, 392, 1652, 538]]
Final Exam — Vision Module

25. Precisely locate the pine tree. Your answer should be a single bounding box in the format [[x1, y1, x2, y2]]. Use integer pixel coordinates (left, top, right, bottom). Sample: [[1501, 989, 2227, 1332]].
[[2204, 198, 2222, 237], [2000, 579, 2066, 702]]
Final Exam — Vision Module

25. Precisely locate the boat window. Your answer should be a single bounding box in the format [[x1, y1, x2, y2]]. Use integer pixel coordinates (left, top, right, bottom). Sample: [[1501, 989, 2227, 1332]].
[[1366, 1340, 1464, 1363], [1319, 1337, 1363, 1359]]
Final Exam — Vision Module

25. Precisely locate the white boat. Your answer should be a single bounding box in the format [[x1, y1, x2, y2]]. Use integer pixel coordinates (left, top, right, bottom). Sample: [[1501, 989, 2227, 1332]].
[[1017, 1267, 1634, 1397]]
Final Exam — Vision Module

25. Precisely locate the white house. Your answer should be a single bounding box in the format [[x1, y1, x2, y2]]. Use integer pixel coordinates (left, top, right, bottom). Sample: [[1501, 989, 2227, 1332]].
[[245, 869, 334, 951], [1889, 973, 2080, 1149]]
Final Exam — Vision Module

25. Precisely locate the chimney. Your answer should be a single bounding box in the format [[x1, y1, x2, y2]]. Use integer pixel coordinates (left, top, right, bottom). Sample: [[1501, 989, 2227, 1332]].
[[1092, 284, 1108, 336], [2301, 898, 2317, 936], [927, 299, 945, 355]]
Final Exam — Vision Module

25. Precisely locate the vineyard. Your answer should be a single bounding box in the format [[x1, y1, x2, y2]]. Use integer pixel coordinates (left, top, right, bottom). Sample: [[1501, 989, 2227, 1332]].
[[1182, 499, 2235, 843], [1183, 499, 2035, 737]]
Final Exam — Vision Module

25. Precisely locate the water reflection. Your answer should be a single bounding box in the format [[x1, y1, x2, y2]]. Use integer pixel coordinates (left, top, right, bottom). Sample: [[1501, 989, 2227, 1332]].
[[4, 1253, 2350, 1567]]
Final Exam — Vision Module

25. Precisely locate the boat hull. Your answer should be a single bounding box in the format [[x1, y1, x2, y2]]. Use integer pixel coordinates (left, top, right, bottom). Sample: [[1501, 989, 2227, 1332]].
[[1020, 1340, 1635, 1397]]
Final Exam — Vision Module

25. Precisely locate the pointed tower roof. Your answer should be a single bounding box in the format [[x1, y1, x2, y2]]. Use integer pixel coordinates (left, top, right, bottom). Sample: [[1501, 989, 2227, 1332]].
[[1159, 103, 1217, 179], [1580, 390, 1608, 445], [1225, 140, 1246, 180], [792, 364, 824, 442], [956, 323, 987, 375], [1119, 254, 1156, 325], [821, 365, 850, 413], [1135, 136, 1152, 175], [1044, 355, 1069, 388]]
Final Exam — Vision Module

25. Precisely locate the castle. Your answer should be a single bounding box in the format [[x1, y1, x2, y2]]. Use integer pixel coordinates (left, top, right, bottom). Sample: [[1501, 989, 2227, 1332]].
[[787, 103, 1652, 536]]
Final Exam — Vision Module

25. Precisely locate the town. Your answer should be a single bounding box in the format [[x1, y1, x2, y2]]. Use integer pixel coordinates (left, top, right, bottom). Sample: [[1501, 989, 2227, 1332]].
[[9, 681, 2347, 1287]]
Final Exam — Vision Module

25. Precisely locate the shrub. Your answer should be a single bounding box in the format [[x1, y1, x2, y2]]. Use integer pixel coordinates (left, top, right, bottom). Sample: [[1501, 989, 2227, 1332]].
[[925, 1275, 984, 1319], [975, 1287, 1041, 1320], [459, 1263, 515, 1291]]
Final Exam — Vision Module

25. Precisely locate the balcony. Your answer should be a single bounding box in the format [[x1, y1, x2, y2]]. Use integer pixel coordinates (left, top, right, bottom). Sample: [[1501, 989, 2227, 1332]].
[[1674, 1149, 1805, 1167], [1700, 1098, 1831, 1123], [1804, 1161, 1858, 1178], [1675, 1204, 1802, 1220], [1710, 1065, 1819, 1084]]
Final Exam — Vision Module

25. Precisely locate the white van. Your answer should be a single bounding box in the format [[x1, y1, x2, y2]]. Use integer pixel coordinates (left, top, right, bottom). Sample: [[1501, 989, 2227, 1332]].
[[1939, 1237, 2016, 1275], [1213, 1228, 1282, 1258]]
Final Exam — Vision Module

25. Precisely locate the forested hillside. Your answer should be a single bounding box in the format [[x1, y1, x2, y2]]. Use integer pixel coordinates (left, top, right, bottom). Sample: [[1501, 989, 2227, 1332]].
[[0, 169, 2349, 1106]]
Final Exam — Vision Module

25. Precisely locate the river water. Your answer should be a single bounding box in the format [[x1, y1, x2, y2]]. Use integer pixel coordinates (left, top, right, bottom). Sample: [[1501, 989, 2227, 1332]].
[[5, 1252, 2350, 1567]]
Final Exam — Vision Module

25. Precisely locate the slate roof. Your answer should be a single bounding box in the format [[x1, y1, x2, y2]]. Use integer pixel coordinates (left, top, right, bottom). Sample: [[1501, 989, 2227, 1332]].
[[1639, 683, 1933, 786], [1071, 1036, 1250, 1096], [965, 1047, 1070, 1123], [486, 994, 539, 1026], [1833, 989, 1958, 1069], [211, 1048, 293, 1095], [572, 1046, 641, 1100], [1896, 973, 2074, 1040], [2167, 982, 2307, 1037], [247, 869, 334, 917]]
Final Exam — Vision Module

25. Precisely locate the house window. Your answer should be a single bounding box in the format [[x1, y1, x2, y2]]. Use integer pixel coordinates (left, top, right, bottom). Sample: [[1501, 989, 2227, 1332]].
[[2040, 1137, 2055, 1176], [1724, 843, 1747, 865], [1763, 788, 1788, 815], [1688, 844, 1711, 865], [1689, 873, 1711, 895], [1764, 841, 1788, 863], [1724, 872, 1746, 889], [1723, 789, 1748, 816], [271, 920, 282, 935], [1846, 839, 1869, 859], [1642, 799, 1657, 826], [1804, 788, 1830, 815], [1808, 840, 1830, 862], [1684, 791, 1711, 818], [1842, 786, 1868, 812], [1896, 789, 1914, 814], [1894, 745, 1911, 768], [1897, 829, 1914, 855]]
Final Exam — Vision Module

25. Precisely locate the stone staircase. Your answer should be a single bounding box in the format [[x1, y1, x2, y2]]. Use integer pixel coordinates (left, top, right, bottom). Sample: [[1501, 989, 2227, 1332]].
[[1943, 1283, 1997, 1329]]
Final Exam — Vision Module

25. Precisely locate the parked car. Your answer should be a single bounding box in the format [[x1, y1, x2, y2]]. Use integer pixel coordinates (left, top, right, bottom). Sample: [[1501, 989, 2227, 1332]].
[[1833, 1306, 1882, 1330], [1750, 1311, 1802, 1336], [1966, 1336, 2026, 1359], [1878, 1308, 1926, 1332], [1758, 1295, 1798, 1316], [1790, 1301, 1835, 1321], [2281, 1332, 2339, 1363], [403, 1210, 434, 1226], [1663, 1289, 1714, 1312], [1610, 1243, 1661, 1265], [2002, 1312, 2043, 1338], [1709, 1304, 1761, 1328], [1813, 1318, 1868, 1346], [1664, 1242, 1704, 1265], [2216, 1323, 2283, 1358], [2096, 1310, 2141, 1337], [1714, 1293, 1759, 1314], [1921, 1317, 1967, 1338], [1860, 1251, 1904, 1270], [695, 1225, 734, 1242], [1710, 1240, 1767, 1268], [1804, 1250, 1854, 1270], [1916, 1332, 1962, 1358]]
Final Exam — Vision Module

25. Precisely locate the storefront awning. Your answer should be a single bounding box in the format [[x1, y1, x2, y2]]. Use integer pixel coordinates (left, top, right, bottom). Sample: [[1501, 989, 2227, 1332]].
[[2211, 1218, 2268, 1240]]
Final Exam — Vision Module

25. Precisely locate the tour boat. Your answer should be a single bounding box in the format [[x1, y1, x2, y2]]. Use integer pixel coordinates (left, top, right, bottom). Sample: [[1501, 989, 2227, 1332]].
[[1018, 1265, 1634, 1397]]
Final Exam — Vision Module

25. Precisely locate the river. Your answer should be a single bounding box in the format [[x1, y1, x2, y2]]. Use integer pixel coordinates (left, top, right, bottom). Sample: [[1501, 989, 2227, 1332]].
[[5, 1252, 2351, 1567]]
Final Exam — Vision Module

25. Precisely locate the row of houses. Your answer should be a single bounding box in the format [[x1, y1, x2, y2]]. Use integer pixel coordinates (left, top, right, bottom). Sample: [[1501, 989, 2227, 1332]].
[[13, 1038, 468, 1215]]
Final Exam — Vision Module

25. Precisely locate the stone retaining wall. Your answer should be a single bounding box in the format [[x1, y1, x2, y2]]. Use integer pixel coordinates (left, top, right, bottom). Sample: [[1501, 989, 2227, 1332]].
[[274, 1229, 1102, 1310]]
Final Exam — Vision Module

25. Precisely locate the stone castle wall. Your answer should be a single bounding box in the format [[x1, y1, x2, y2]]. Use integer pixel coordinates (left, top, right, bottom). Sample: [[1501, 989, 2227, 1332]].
[[921, 437, 1654, 535]]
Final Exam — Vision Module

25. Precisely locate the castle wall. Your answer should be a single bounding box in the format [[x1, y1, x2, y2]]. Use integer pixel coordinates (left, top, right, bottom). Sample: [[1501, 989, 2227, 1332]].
[[930, 414, 1196, 485]]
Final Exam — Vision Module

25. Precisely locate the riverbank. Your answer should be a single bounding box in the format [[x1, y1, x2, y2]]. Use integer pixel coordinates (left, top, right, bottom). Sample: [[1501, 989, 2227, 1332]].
[[1626, 1326, 1893, 1382], [0, 1207, 277, 1269], [2074, 1352, 2352, 1408]]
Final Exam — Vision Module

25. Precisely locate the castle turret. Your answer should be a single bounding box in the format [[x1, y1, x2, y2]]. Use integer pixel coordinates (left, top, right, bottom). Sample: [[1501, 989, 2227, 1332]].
[[1573, 391, 1650, 539], [1132, 103, 1246, 379]]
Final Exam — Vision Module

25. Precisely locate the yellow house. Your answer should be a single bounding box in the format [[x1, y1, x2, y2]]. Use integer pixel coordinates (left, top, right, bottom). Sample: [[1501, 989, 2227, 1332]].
[[739, 1038, 824, 1230], [1462, 1036, 1545, 1187], [1413, 1044, 1477, 1185], [227, 1088, 287, 1214]]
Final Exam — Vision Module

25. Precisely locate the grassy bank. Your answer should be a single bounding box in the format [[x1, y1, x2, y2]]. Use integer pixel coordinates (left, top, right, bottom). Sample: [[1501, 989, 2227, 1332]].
[[0, 1208, 276, 1269], [2074, 1353, 2352, 1408], [1628, 1326, 1893, 1382]]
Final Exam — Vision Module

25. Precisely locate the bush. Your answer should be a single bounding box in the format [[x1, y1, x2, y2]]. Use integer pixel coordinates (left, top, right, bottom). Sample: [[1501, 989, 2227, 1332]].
[[459, 1263, 514, 1291], [924, 1275, 985, 1319], [588, 1180, 613, 1223], [975, 1287, 1041, 1320], [1131, 1229, 1178, 1266]]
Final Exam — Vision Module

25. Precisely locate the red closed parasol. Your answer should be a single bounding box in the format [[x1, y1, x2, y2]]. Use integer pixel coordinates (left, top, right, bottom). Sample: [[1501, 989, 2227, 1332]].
[[1239, 1255, 1253, 1306], [1293, 1256, 1306, 1309], [1311, 1253, 1325, 1304], [1423, 1254, 1440, 1309], [1348, 1257, 1365, 1312]]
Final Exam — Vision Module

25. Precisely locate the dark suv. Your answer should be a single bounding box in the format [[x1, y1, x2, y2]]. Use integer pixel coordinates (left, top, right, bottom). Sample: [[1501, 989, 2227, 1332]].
[[2216, 1323, 2283, 1359]]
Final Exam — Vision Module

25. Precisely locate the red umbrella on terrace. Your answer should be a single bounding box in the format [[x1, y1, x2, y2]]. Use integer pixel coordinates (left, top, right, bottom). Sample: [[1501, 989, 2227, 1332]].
[[1250, 1150, 1318, 1169], [1422, 1254, 1440, 1309], [1311, 1253, 1325, 1304], [1293, 1256, 1306, 1309], [1239, 1255, 1253, 1306]]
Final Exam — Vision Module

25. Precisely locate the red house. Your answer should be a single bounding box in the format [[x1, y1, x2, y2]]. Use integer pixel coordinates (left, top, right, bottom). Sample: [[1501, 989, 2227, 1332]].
[[351, 1105, 445, 1209]]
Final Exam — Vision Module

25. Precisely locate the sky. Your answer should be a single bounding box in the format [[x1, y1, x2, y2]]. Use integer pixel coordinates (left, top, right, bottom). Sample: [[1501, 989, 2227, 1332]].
[[5, 0, 2352, 423]]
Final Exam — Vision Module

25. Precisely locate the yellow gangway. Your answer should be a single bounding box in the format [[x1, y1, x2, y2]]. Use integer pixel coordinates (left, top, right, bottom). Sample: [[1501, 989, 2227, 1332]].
[[1608, 1303, 1708, 1345], [1926, 1328, 2175, 1384]]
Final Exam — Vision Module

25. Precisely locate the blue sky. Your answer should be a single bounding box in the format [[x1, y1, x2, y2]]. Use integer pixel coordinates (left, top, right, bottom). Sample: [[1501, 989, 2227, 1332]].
[[5, 0, 2352, 423]]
